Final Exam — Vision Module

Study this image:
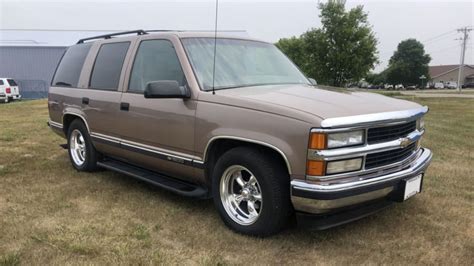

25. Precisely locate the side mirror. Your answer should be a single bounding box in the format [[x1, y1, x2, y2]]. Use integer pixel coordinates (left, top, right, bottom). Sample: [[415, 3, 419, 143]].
[[144, 80, 190, 99], [308, 78, 317, 86]]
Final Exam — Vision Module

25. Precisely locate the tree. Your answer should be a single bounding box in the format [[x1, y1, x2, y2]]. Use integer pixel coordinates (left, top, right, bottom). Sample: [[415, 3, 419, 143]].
[[275, 37, 307, 74], [386, 39, 431, 86], [277, 0, 378, 87], [365, 71, 387, 85]]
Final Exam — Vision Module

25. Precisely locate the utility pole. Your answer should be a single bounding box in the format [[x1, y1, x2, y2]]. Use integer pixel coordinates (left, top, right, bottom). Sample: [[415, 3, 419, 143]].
[[456, 27, 472, 92]]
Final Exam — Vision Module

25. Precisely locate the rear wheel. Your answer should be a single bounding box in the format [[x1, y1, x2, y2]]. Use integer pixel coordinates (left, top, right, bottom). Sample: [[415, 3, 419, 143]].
[[212, 147, 291, 236], [67, 119, 99, 171]]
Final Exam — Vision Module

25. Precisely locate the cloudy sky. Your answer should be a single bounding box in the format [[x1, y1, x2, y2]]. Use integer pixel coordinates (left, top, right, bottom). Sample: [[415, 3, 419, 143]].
[[0, 0, 472, 72]]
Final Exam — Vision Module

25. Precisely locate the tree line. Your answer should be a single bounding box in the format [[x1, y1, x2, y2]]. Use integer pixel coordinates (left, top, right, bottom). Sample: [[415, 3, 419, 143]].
[[276, 0, 431, 87]]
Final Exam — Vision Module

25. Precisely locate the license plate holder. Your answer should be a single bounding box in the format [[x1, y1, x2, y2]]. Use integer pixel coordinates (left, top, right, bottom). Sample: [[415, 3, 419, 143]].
[[401, 174, 423, 201]]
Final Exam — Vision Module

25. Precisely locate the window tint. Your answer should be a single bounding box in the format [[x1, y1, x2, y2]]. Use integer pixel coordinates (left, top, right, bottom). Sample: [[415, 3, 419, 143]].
[[90, 42, 130, 90], [52, 43, 92, 87], [129, 40, 185, 93], [0, 80, 3, 85], [7, 79, 17, 86]]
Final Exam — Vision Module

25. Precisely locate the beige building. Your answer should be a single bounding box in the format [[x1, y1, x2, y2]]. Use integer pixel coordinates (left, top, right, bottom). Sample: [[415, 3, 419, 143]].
[[429, 64, 474, 85]]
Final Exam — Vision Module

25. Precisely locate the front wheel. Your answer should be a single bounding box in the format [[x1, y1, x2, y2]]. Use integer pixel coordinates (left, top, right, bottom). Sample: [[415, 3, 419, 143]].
[[212, 147, 291, 236]]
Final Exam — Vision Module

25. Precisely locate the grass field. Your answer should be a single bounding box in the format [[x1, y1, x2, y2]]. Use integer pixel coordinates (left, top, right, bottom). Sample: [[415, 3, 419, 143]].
[[1, 98, 473, 265]]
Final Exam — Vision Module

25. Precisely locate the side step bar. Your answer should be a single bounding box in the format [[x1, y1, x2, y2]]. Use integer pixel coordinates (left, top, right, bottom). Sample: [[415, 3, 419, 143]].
[[97, 158, 209, 199]]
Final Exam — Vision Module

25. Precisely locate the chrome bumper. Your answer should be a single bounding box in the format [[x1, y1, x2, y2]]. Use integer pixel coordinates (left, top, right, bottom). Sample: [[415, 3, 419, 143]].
[[291, 148, 432, 214]]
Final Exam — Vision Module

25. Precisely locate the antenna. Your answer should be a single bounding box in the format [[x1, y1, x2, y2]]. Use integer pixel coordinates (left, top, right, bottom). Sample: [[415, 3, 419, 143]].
[[211, 0, 219, 95]]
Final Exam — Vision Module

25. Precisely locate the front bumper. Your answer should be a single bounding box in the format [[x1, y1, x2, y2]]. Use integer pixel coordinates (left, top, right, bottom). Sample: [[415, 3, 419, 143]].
[[291, 148, 432, 220]]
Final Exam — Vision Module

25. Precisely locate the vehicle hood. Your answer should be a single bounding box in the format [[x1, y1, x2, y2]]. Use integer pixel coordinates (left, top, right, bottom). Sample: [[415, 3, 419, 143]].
[[212, 84, 422, 120]]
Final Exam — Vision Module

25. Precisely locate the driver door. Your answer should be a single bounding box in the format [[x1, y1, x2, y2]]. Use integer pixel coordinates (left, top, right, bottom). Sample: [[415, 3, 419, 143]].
[[115, 38, 198, 182]]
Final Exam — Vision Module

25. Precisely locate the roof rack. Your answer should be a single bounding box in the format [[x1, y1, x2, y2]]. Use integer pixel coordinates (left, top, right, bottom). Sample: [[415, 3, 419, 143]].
[[76, 29, 147, 44]]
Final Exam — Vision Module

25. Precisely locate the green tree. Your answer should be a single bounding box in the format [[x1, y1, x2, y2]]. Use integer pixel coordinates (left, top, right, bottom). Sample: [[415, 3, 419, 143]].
[[386, 39, 431, 86], [277, 0, 378, 87], [275, 37, 307, 74]]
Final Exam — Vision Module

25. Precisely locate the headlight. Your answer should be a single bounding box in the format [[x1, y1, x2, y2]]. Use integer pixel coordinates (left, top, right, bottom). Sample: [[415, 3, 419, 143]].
[[327, 130, 364, 149], [417, 117, 425, 130], [309, 130, 365, 150], [326, 157, 363, 174]]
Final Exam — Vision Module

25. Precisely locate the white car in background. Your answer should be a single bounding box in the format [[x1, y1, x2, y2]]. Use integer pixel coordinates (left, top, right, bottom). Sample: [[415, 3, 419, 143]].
[[445, 81, 457, 89], [0, 78, 21, 103], [434, 82, 445, 89]]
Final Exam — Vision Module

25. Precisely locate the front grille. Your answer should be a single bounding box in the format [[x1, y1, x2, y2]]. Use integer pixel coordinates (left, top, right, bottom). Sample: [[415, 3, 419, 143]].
[[365, 142, 416, 169], [367, 121, 416, 144]]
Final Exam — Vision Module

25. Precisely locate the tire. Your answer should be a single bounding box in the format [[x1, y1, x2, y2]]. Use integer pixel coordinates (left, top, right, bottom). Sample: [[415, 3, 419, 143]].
[[212, 147, 291, 236], [67, 119, 99, 171]]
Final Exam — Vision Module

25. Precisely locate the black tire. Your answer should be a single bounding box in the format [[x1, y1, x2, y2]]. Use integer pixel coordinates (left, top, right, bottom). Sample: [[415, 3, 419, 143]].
[[67, 119, 99, 171], [212, 147, 291, 236]]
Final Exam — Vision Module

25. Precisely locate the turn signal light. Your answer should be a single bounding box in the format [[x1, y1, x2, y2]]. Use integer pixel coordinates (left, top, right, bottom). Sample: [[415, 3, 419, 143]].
[[306, 160, 325, 176], [309, 132, 326, 149]]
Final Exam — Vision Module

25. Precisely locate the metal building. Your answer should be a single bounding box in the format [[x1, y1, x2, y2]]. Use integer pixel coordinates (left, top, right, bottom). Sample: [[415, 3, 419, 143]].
[[0, 46, 66, 98]]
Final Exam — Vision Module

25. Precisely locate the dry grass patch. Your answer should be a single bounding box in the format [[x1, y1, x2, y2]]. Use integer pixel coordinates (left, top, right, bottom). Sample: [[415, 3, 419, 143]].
[[0, 99, 473, 265]]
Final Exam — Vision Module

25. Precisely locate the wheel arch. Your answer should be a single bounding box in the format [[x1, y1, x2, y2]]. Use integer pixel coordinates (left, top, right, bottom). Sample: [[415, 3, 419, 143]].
[[203, 136, 292, 184], [62, 112, 90, 135]]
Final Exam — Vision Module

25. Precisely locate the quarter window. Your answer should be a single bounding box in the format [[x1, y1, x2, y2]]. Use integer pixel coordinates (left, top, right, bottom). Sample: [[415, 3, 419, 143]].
[[129, 40, 185, 93], [0, 80, 3, 85], [52, 43, 92, 87], [90, 42, 130, 90]]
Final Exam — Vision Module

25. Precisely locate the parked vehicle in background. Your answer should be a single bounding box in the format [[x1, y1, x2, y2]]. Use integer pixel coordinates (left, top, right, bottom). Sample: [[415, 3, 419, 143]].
[[395, 84, 405, 90], [0, 78, 21, 103], [462, 82, 474, 88], [445, 81, 457, 89], [48, 30, 433, 236], [406, 85, 417, 90], [384, 84, 394, 90], [434, 82, 445, 89], [368, 84, 382, 90]]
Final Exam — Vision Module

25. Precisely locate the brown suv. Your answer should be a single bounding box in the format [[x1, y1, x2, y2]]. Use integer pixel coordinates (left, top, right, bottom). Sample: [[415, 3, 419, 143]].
[[48, 30, 432, 236]]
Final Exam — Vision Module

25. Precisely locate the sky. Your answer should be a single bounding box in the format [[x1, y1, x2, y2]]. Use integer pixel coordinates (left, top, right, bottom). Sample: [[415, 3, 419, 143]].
[[0, 0, 472, 72]]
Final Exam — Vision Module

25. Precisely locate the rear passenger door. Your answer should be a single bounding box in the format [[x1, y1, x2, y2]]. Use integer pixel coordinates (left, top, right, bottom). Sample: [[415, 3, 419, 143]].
[[116, 38, 197, 180], [82, 41, 131, 153]]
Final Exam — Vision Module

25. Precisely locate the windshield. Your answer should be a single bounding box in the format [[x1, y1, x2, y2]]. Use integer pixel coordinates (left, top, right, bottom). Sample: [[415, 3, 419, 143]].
[[181, 38, 309, 91]]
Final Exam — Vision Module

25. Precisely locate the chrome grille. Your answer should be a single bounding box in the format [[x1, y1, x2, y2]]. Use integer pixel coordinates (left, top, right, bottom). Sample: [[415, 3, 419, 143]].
[[367, 121, 417, 144], [365, 142, 416, 169]]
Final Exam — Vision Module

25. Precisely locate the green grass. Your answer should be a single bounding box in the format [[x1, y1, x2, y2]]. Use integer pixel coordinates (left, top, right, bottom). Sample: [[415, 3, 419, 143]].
[[0, 99, 473, 264]]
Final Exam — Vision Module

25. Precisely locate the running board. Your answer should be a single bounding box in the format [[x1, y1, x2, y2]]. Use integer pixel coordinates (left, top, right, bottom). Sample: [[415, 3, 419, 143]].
[[97, 159, 208, 198]]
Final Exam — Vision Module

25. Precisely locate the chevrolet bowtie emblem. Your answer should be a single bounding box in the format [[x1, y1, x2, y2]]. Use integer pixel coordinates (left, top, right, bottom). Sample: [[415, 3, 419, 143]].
[[400, 137, 412, 148]]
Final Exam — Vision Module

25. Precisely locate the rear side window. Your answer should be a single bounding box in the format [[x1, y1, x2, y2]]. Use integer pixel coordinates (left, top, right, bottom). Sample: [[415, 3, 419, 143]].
[[0, 80, 3, 85], [7, 79, 17, 86], [52, 43, 92, 87], [129, 40, 185, 93], [90, 42, 130, 90]]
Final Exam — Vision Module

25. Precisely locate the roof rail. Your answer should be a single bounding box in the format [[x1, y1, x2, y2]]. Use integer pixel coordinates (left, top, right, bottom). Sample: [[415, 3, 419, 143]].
[[76, 30, 147, 44]]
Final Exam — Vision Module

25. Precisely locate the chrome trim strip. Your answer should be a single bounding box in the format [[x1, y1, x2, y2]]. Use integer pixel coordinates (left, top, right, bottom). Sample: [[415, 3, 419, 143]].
[[48, 120, 63, 129], [121, 141, 194, 163], [89, 132, 204, 166], [308, 130, 423, 161], [319, 106, 428, 129], [203, 135, 292, 174], [292, 148, 432, 193]]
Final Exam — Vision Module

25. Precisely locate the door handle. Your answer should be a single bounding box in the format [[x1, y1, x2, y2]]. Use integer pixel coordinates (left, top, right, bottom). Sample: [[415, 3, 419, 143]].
[[82, 97, 89, 105], [120, 102, 130, 111]]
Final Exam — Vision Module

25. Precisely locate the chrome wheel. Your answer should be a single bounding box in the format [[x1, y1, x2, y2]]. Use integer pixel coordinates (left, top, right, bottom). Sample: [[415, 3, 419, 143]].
[[70, 129, 86, 166], [220, 165, 263, 225]]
